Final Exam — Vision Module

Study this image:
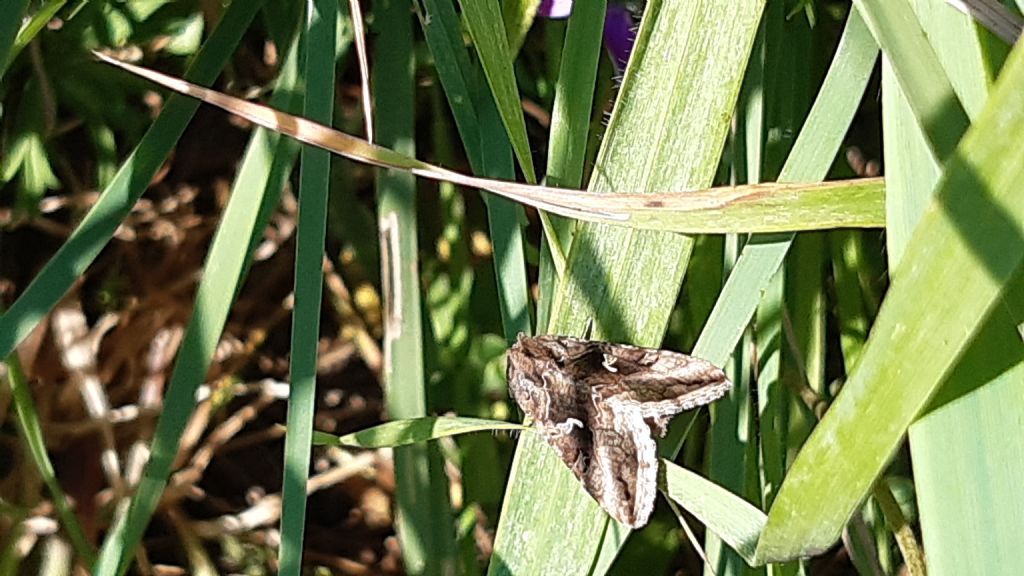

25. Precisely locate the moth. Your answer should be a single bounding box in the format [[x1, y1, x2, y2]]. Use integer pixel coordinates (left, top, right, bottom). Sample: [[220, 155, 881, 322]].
[[506, 333, 732, 528]]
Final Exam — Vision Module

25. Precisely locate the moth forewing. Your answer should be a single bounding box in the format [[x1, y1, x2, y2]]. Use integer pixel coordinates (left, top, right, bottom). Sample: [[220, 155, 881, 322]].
[[506, 333, 732, 528]]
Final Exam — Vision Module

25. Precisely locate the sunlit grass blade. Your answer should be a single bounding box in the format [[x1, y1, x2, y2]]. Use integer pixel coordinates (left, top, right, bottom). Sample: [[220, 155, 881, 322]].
[[313, 416, 529, 448], [895, 5, 1024, 575], [94, 52, 883, 234], [537, 0, 606, 331], [690, 7, 878, 367], [681, 6, 877, 564], [663, 460, 766, 565], [545, 0, 605, 191], [755, 35, 1024, 562], [459, 0, 536, 182], [3, 352, 95, 563], [415, 0, 531, 343]]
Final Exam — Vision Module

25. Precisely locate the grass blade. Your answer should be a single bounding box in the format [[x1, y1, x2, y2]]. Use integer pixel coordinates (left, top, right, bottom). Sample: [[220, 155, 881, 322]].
[[375, 1, 459, 573], [490, 1, 767, 573], [0, 0, 265, 362], [278, 2, 337, 574], [755, 34, 1024, 562], [896, 4, 1024, 575], [0, 0, 29, 78], [314, 416, 528, 448], [663, 460, 766, 565], [3, 352, 95, 563], [95, 52, 883, 233], [854, 0, 968, 161], [459, 0, 537, 182], [88, 5, 304, 572]]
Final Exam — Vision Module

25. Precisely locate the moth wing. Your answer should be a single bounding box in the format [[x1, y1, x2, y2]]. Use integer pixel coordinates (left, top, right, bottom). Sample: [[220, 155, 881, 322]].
[[585, 401, 658, 528], [595, 345, 732, 421], [532, 370, 593, 486]]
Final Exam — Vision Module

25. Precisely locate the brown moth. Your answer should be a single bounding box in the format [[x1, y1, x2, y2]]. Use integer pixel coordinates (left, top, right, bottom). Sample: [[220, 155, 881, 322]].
[[506, 333, 732, 528]]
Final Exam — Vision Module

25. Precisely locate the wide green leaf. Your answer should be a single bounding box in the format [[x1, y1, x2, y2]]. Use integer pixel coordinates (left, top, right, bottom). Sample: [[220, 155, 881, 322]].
[[490, 1, 767, 574]]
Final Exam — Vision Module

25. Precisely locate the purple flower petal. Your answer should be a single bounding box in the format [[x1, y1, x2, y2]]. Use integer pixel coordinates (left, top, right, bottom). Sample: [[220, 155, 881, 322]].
[[538, 0, 573, 19], [604, 5, 636, 70]]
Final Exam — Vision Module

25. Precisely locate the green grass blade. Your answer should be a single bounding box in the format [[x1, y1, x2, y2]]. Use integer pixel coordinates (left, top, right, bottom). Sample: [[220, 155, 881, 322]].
[[537, 0, 605, 332], [0, 0, 29, 78], [376, 2, 459, 574], [621, 179, 884, 232], [681, 7, 876, 566], [881, 59, 941, 265], [663, 460, 767, 565], [0, 0, 264, 362], [501, 0, 541, 55], [909, 0, 995, 120], [910, 298, 1024, 573], [691, 8, 878, 368], [96, 53, 885, 234], [417, 0, 531, 341], [459, 0, 537, 182], [89, 6, 304, 573], [896, 4, 1024, 575], [279, 2, 337, 575], [545, 0, 605, 191], [490, 1, 767, 574], [755, 34, 1024, 562], [415, 0, 484, 150], [314, 416, 528, 448], [3, 352, 95, 563], [853, 0, 968, 161], [8, 0, 65, 69]]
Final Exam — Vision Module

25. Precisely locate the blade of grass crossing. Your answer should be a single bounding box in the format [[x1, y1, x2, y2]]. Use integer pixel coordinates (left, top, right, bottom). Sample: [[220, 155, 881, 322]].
[[477, 116, 532, 343], [491, 2, 768, 574], [755, 34, 1024, 563], [907, 0, 992, 120], [898, 5, 1024, 575], [702, 10, 768, 576], [0, 0, 265, 362], [90, 6, 303, 573], [469, 21, 533, 343], [689, 7, 877, 375], [852, 0, 968, 162], [279, 1, 337, 574], [375, 1, 459, 574]]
